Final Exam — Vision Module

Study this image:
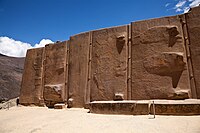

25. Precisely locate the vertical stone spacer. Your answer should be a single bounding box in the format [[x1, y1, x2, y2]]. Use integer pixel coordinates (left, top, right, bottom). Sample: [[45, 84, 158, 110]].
[[178, 15, 186, 25], [127, 24, 132, 100], [85, 31, 93, 107], [40, 48, 45, 106], [181, 14, 197, 98], [65, 41, 70, 103]]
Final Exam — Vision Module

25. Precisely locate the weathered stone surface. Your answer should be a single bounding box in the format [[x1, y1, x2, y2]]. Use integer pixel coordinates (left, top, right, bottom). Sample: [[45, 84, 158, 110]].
[[43, 42, 67, 107], [44, 84, 64, 101], [186, 6, 200, 98], [91, 26, 128, 101], [89, 101, 149, 115], [68, 32, 90, 107], [19, 48, 44, 106], [150, 100, 200, 115], [131, 17, 190, 100], [167, 90, 189, 100], [89, 100, 200, 115], [143, 52, 186, 88], [143, 52, 186, 76]]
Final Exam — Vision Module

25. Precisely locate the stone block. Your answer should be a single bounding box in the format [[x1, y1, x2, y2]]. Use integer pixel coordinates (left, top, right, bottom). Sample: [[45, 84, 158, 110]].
[[91, 26, 128, 101], [89, 101, 149, 115], [19, 47, 45, 106], [186, 6, 200, 98], [54, 103, 66, 109], [168, 90, 189, 100], [150, 100, 200, 115], [43, 41, 67, 107], [44, 84, 64, 102], [114, 93, 124, 101], [68, 32, 90, 107], [89, 100, 200, 115], [131, 16, 190, 100], [67, 98, 73, 108]]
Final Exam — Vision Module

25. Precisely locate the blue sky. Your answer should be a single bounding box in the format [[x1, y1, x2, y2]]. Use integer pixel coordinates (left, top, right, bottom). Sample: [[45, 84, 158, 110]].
[[0, 0, 199, 57]]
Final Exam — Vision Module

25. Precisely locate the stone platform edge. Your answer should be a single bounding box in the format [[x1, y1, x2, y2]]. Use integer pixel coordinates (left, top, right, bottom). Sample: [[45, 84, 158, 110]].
[[88, 99, 200, 115]]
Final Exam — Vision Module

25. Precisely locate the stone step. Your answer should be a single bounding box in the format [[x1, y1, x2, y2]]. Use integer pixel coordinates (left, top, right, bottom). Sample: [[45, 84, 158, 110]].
[[89, 99, 200, 115]]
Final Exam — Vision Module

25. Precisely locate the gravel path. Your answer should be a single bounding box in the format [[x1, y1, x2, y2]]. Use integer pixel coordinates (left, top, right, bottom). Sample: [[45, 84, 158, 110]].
[[0, 106, 200, 133]]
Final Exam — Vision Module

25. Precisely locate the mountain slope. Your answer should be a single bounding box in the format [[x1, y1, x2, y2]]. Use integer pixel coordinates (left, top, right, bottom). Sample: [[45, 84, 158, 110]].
[[0, 54, 25, 100]]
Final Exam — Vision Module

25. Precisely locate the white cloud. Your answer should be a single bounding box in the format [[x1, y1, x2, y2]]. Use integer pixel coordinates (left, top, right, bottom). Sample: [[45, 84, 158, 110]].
[[165, 3, 171, 7], [173, 0, 200, 13], [34, 39, 53, 48], [176, 8, 183, 12], [174, 0, 187, 12], [190, 0, 200, 7], [176, 0, 187, 8], [0, 36, 53, 57]]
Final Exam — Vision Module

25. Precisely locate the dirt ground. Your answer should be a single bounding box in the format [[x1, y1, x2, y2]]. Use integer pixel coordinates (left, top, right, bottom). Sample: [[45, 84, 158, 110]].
[[0, 106, 200, 133]]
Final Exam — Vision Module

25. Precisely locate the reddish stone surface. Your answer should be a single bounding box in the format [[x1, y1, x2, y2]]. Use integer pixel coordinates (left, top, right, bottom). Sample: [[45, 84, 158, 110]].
[[43, 42, 67, 107], [89, 101, 149, 115], [186, 6, 200, 98], [90, 26, 128, 101], [19, 48, 44, 106], [89, 100, 200, 115], [68, 33, 90, 107], [131, 17, 190, 100]]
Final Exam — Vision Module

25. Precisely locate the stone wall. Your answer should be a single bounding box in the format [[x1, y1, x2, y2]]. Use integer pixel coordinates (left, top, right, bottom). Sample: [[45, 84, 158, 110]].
[[19, 6, 200, 107]]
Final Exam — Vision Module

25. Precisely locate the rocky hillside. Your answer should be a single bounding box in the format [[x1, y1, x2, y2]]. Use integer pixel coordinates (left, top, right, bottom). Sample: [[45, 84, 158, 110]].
[[0, 54, 24, 101]]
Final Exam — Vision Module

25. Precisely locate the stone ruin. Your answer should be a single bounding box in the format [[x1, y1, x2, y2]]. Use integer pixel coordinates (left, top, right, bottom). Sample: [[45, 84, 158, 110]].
[[19, 6, 200, 115]]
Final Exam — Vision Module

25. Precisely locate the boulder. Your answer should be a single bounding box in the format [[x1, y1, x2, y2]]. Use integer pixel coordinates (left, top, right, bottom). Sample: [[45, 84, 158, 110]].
[[114, 93, 124, 101], [168, 90, 189, 100], [54, 103, 66, 109]]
